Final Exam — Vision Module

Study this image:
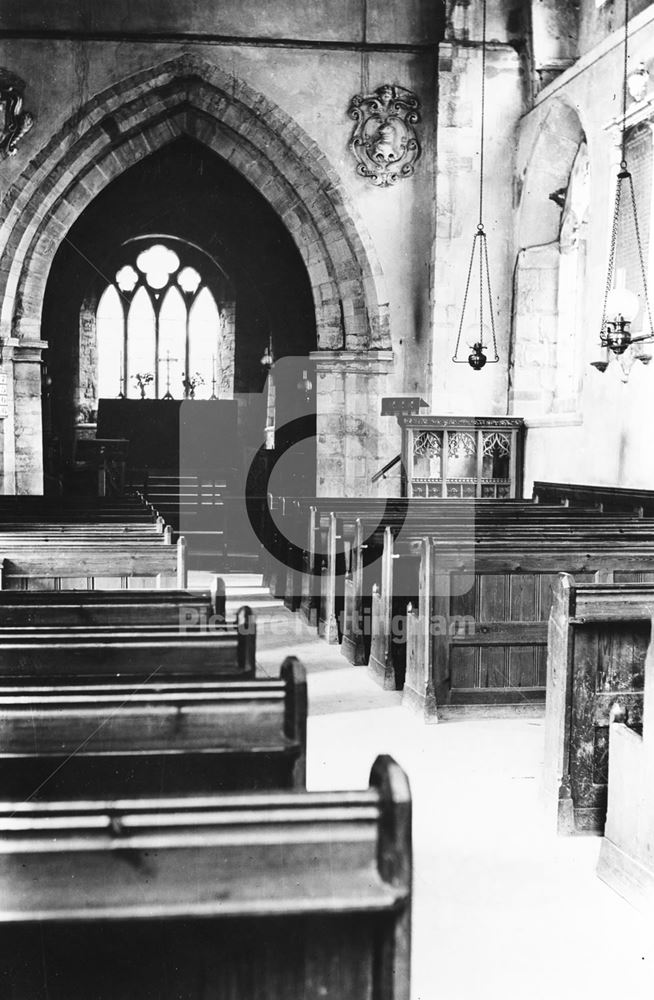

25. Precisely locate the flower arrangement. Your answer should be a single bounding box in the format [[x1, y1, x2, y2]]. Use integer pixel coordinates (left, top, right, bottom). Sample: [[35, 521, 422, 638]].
[[182, 371, 205, 399], [132, 372, 154, 399]]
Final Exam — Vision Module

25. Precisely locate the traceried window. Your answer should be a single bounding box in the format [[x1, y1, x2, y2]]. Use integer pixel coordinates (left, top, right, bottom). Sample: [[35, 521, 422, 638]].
[[97, 239, 227, 400]]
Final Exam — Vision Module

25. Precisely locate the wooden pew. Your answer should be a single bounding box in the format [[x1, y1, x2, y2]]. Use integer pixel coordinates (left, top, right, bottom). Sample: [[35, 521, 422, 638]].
[[0, 535, 188, 589], [0, 527, 172, 546], [268, 493, 635, 623], [0, 578, 226, 628], [0, 517, 166, 534], [0, 606, 256, 683], [312, 502, 619, 643], [0, 656, 306, 800], [403, 541, 654, 721], [0, 498, 157, 524], [597, 621, 654, 913], [543, 574, 653, 834], [533, 480, 654, 516], [344, 508, 647, 671], [0, 755, 411, 1000]]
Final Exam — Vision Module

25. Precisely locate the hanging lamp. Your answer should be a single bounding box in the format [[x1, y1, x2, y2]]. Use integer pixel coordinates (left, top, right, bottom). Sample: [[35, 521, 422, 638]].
[[452, 0, 499, 370], [595, 0, 654, 370]]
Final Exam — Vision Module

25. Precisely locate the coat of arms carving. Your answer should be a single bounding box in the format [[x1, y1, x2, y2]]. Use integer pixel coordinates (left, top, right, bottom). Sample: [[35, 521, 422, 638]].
[[347, 84, 421, 187], [0, 86, 34, 159]]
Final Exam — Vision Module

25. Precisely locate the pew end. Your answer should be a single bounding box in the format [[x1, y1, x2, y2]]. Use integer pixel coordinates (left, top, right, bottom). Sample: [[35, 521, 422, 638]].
[[280, 655, 308, 788], [210, 574, 226, 621], [237, 605, 256, 675], [176, 535, 187, 589], [597, 613, 654, 914], [544, 573, 652, 835]]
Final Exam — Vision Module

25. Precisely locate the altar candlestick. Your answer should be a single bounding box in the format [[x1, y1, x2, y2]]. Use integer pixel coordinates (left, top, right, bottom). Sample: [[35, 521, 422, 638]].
[[210, 353, 218, 399], [117, 349, 125, 398]]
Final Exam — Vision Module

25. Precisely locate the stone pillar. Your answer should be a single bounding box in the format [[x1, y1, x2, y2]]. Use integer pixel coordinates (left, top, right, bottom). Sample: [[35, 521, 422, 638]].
[[218, 301, 236, 399], [77, 298, 98, 424], [3, 338, 46, 494], [311, 349, 395, 497]]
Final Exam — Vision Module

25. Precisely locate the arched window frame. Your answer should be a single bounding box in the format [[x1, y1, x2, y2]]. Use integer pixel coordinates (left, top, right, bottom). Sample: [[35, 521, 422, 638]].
[[96, 236, 233, 400]]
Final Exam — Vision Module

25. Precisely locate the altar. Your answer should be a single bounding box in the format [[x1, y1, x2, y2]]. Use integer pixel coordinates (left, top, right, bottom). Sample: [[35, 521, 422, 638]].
[[96, 399, 239, 473]]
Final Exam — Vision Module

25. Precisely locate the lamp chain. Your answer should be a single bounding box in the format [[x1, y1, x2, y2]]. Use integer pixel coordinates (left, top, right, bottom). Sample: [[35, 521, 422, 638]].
[[452, 0, 498, 366], [621, 0, 629, 168], [600, 173, 623, 331], [478, 0, 486, 227], [600, 0, 654, 341]]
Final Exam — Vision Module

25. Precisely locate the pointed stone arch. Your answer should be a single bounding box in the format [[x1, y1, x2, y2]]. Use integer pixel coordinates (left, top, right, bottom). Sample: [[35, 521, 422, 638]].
[[0, 54, 389, 351], [0, 55, 392, 493]]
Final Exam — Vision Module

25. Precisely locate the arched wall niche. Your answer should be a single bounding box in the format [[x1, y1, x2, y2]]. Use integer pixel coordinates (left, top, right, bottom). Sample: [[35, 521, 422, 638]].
[[510, 98, 587, 418], [0, 54, 392, 494]]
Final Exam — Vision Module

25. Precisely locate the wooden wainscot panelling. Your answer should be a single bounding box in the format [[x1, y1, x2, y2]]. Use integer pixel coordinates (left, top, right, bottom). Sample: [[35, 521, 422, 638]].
[[543, 573, 652, 835]]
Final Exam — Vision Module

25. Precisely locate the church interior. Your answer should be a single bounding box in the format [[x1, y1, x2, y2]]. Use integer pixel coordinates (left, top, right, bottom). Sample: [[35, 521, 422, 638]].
[[0, 0, 654, 997]]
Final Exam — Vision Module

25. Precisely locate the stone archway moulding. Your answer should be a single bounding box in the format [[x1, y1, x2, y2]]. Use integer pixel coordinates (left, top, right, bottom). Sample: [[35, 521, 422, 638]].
[[0, 53, 390, 353], [517, 97, 587, 248], [0, 55, 393, 494], [510, 98, 586, 420]]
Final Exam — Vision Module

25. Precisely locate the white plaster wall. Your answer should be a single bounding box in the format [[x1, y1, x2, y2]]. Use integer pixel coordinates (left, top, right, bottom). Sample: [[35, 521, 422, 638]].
[[516, 6, 654, 493], [432, 40, 525, 416]]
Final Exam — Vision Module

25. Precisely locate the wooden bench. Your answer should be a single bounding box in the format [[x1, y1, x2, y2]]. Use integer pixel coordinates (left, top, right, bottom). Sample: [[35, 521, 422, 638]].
[[0, 606, 256, 683], [0, 516, 166, 533], [533, 480, 654, 516], [0, 498, 156, 522], [543, 573, 654, 834], [0, 578, 226, 628], [343, 507, 644, 669], [403, 540, 654, 720], [0, 535, 188, 589], [597, 621, 654, 914], [271, 496, 568, 618], [0, 755, 411, 1000], [0, 656, 306, 800], [136, 472, 229, 556], [0, 527, 173, 547], [294, 498, 635, 631]]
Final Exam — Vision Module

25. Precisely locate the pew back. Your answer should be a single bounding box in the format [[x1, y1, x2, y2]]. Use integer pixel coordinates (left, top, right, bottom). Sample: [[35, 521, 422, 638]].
[[0, 755, 411, 1000], [0, 657, 306, 799], [0, 536, 187, 589]]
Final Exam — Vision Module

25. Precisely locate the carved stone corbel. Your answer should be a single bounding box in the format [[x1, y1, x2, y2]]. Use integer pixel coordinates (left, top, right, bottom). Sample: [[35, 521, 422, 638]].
[[0, 76, 34, 159]]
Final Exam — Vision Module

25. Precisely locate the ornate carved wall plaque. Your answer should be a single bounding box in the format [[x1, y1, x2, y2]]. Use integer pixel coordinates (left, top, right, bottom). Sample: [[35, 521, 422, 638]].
[[0, 84, 34, 158], [347, 85, 420, 187]]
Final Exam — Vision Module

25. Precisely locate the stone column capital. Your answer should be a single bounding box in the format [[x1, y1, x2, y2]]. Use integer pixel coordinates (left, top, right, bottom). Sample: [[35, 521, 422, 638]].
[[2, 338, 47, 363], [310, 349, 394, 376]]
